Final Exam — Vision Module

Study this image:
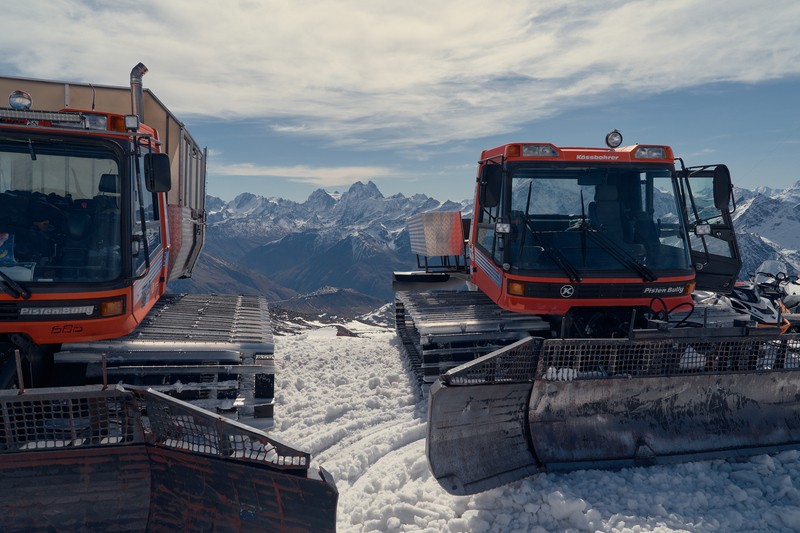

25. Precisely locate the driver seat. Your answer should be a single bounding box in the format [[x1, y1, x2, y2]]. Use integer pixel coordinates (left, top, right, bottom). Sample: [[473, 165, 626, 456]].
[[589, 184, 625, 238]]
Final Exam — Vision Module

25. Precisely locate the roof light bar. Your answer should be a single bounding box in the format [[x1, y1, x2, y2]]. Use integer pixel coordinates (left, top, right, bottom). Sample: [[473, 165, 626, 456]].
[[52, 112, 108, 130], [0, 108, 82, 123]]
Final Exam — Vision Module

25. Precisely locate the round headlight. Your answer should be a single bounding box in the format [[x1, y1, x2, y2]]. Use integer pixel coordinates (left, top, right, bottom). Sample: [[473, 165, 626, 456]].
[[8, 90, 32, 110], [605, 129, 623, 148]]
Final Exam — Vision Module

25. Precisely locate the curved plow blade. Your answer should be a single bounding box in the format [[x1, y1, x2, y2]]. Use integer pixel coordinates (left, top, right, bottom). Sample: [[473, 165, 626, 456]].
[[426, 337, 542, 495], [428, 330, 800, 496]]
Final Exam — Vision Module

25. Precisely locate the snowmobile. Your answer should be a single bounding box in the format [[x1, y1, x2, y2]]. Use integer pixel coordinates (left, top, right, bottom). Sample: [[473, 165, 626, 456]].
[[692, 285, 785, 332], [695, 259, 800, 333], [746, 260, 800, 331], [394, 132, 800, 495]]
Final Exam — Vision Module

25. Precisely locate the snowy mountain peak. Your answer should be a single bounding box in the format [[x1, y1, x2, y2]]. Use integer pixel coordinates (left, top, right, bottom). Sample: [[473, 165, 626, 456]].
[[345, 180, 384, 200], [773, 180, 800, 205], [206, 195, 226, 214], [753, 185, 776, 197], [231, 191, 258, 208], [304, 188, 337, 210]]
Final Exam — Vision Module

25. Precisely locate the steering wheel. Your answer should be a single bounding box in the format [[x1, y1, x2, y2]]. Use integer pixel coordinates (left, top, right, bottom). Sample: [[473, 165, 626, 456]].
[[30, 201, 67, 224]]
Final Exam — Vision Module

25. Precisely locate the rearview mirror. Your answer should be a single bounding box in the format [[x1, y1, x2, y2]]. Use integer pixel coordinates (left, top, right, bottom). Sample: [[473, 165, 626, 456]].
[[144, 153, 172, 193], [480, 164, 502, 208], [712, 165, 732, 211]]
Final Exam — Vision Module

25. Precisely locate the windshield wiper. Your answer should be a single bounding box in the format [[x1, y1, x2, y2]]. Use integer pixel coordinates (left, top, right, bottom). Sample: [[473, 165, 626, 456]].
[[519, 181, 582, 282], [0, 268, 30, 299], [579, 222, 657, 282], [525, 221, 583, 282]]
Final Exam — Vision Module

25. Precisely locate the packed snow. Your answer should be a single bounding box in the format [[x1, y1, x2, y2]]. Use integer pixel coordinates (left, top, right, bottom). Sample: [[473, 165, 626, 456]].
[[268, 320, 800, 533]]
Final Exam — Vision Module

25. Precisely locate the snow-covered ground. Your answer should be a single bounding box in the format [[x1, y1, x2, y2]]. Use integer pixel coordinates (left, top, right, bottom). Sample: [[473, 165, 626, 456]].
[[268, 320, 800, 533]]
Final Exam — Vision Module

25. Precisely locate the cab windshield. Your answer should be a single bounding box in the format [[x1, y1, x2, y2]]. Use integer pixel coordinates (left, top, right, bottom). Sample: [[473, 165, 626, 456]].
[[479, 164, 692, 277], [0, 139, 122, 283]]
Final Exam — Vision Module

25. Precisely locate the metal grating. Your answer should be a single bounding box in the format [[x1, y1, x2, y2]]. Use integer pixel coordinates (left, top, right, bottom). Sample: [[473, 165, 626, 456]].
[[54, 294, 276, 418], [0, 303, 17, 320], [441, 332, 800, 386], [539, 335, 800, 379], [395, 290, 548, 337], [0, 385, 309, 470], [129, 294, 274, 346], [443, 336, 543, 385], [395, 290, 549, 385], [0, 387, 143, 450], [140, 388, 308, 468]]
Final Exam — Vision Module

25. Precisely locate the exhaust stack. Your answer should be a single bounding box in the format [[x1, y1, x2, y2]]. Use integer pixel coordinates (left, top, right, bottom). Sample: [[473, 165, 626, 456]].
[[130, 62, 148, 122]]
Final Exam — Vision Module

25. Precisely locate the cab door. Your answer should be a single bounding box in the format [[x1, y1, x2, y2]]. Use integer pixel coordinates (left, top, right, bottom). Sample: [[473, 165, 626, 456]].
[[131, 150, 165, 312], [678, 163, 741, 293]]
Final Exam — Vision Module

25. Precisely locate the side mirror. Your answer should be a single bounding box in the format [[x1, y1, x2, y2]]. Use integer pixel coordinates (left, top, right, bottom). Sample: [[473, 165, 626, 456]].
[[144, 153, 172, 193], [479, 164, 502, 208], [712, 165, 732, 211]]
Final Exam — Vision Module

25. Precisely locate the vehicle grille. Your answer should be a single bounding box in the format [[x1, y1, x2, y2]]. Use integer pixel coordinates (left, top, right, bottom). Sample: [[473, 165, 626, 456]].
[[0, 303, 17, 320]]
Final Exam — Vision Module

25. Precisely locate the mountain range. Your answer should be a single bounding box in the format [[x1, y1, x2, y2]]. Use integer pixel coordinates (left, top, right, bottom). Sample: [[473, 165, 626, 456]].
[[169, 180, 800, 317], [168, 181, 470, 316]]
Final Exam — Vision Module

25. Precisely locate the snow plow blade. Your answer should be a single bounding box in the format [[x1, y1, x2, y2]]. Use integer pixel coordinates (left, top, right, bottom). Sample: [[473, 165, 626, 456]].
[[428, 328, 800, 495], [0, 385, 337, 532]]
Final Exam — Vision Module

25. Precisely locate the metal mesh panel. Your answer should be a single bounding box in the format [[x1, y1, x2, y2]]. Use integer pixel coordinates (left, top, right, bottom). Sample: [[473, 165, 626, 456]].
[[540, 335, 800, 380], [140, 388, 309, 469], [441, 332, 800, 386], [0, 387, 143, 451], [443, 337, 544, 385], [0, 386, 309, 471]]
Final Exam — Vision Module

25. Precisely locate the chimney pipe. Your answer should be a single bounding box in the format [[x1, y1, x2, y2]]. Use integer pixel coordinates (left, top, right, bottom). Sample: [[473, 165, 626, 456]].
[[130, 62, 148, 122]]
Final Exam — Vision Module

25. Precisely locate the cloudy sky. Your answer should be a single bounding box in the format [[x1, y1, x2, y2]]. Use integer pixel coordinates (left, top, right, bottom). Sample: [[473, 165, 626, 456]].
[[3, 1, 800, 202]]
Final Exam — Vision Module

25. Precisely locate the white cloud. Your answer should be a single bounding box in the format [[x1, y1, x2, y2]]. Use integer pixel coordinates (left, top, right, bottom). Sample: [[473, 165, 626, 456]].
[[208, 162, 395, 187], [685, 147, 717, 158], [3, 0, 800, 151]]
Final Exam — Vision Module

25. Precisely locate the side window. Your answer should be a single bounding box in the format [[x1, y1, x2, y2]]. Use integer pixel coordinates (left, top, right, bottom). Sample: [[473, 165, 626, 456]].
[[476, 201, 501, 263], [685, 175, 734, 258], [651, 176, 691, 255], [132, 154, 163, 273], [680, 165, 741, 292]]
